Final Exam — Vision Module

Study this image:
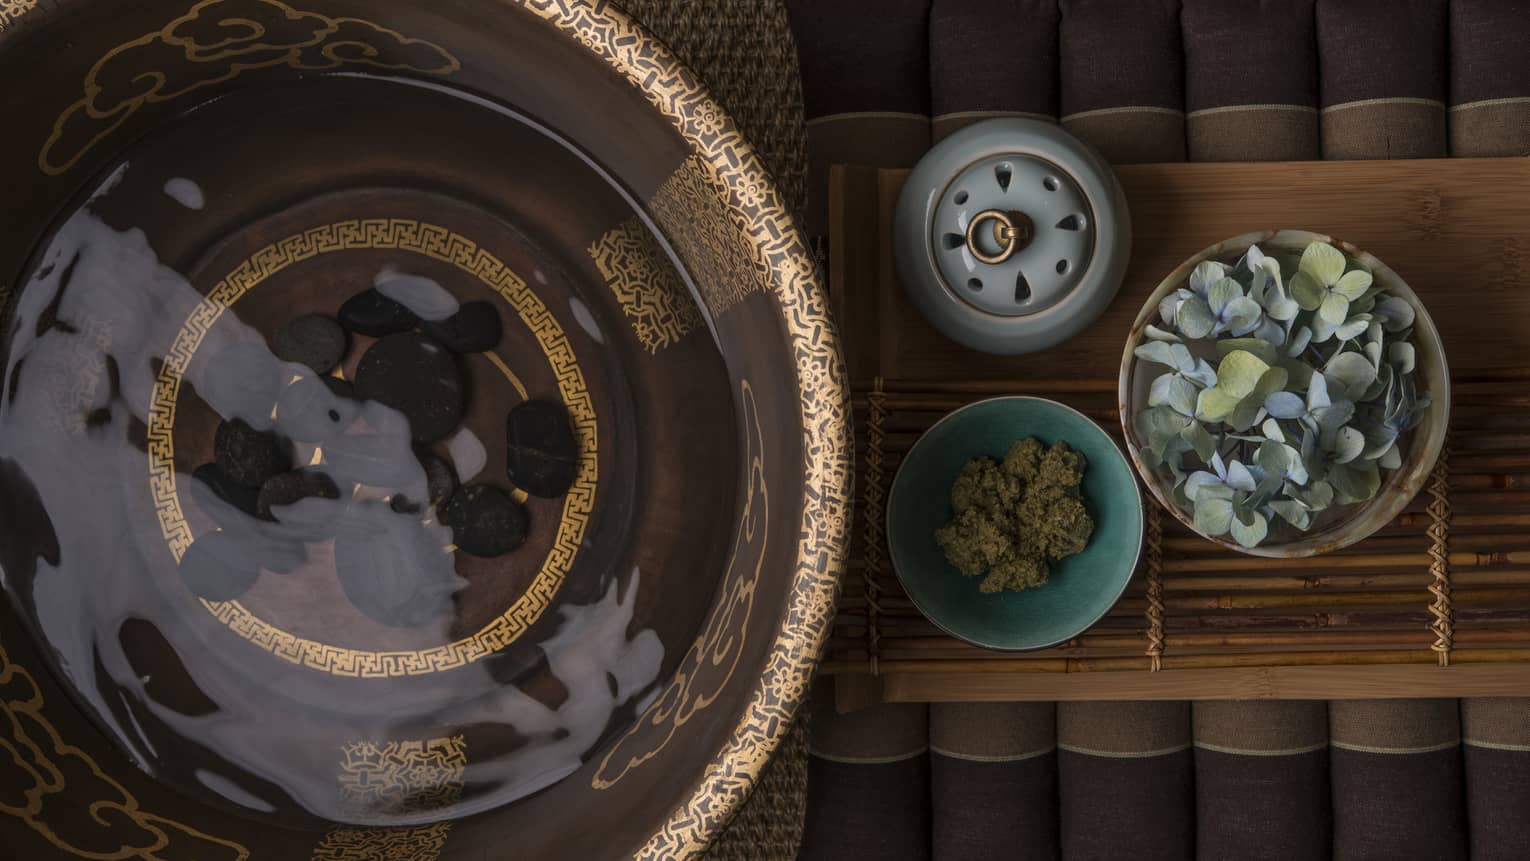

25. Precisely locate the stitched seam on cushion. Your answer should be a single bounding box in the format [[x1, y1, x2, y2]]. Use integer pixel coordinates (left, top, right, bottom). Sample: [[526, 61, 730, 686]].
[[1057, 742, 1192, 758], [1186, 104, 1319, 119], [1464, 738, 1530, 752], [1331, 739, 1460, 755], [805, 111, 928, 127], [1450, 96, 1530, 112], [1194, 740, 1329, 757], [930, 743, 1057, 763], [1062, 106, 1185, 122], [808, 745, 929, 764], [933, 109, 1056, 123], [1322, 97, 1446, 114]]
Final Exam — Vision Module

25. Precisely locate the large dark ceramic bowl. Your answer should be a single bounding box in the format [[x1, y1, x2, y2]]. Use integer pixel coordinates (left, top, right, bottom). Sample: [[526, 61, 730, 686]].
[[0, 2, 850, 859]]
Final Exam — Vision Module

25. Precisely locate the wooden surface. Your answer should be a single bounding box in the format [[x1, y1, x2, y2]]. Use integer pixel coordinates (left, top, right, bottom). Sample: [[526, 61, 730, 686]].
[[834, 158, 1530, 385], [827, 157, 1530, 706]]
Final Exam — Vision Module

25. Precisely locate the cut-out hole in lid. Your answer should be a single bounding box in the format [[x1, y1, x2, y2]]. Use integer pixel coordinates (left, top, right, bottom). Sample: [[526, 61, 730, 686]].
[[1014, 273, 1031, 303], [968, 278, 983, 291], [943, 233, 965, 250], [1043, 176, 1059, 192], [954, 190, 969, 205], [995, 163, 1013, 192], [1056, 259, 1070, 275], [1056, 214, 1085, 231]]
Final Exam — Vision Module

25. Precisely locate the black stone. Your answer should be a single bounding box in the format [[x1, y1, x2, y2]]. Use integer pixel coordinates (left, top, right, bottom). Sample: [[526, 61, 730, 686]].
[[177, 531, 260, 601], [338, 288, 419, 338], [334, 506, 457, 627], [256, 469, 342, 522], [214, 418, 292, 487], [420, 301, 503, 353], [391, 450, 458, 514], [353, 333, 466, 443], [275, 374, 357, 442], [441, 485, 528, 558], [191, 463, 260, 521], [505, 400, 578, 498], [272, 314, 347, 374]]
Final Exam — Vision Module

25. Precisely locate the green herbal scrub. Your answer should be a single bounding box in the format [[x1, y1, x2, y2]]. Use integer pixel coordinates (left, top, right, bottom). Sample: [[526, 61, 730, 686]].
[[934, 438, 1095, 593]]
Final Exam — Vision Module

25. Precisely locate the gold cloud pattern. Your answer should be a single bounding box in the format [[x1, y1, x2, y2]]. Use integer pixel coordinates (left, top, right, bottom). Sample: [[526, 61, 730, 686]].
[[39, 0, 459, 175], [0, 637, 249, 860]]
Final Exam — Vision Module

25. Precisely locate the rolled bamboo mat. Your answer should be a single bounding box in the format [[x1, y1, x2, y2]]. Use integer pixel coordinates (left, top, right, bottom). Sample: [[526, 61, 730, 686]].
[[830, 369, 1530, 685]]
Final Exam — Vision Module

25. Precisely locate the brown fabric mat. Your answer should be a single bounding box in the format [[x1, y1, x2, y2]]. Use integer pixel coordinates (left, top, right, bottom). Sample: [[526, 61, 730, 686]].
[[614, 2, 812, 858]]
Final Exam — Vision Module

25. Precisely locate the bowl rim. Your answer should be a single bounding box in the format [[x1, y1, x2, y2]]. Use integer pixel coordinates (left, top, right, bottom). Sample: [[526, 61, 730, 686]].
[[0, 1, 853, 857], [886, 395, 1145, 652], [531, 8, 853, 855], [1117, 228, 1451, 558]]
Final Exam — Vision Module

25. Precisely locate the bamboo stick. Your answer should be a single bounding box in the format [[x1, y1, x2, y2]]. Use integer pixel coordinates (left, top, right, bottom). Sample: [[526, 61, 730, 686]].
[[1442, 490, 1530, 507], [1163, 550, 1530, 574], [1138, 608, 1530, 630], [823, 648, 1530, 675], [1158, 532, 1529, 554], [836, 607, 1530, 635], [1452, 474, 1530, 491], [1454, 434, 1530, 452], [856, 561, 1530, 597], [1451, 367, 1530, 382], [1448, 452, 1530, 471], [1162, 569, 1530, 592], [1158, 588, 1530, 611], [856, 644, 1462, 664], [852, 378, 1117, 394], [1397, 511, 1530, 529]]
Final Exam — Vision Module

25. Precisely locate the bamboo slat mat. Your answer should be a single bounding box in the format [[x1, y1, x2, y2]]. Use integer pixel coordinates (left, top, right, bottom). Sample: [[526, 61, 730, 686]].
[[826, 159, 1530, 707]]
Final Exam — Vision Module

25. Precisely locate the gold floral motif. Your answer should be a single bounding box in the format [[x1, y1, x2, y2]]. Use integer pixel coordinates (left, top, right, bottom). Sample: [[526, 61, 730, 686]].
[[593, 380, 765, 788], [648, 155, 771, 317], [0, 0, 35, 31], [147, 218, 599, 677], [587, 218, 703, 352], [309, 825, 451, 861], [339, 736, 466, 819], [514, 2, 852, 859], [0, 637, 251, 860], [38, 0, 460, 176]]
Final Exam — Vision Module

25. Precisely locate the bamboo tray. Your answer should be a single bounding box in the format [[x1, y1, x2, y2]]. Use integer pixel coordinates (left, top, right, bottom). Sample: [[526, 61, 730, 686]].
[[825, 158, 1530, 710]]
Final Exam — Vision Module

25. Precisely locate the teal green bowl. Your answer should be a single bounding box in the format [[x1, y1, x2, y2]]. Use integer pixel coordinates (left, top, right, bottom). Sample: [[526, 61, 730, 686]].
[[887, 397, 1144, 651]]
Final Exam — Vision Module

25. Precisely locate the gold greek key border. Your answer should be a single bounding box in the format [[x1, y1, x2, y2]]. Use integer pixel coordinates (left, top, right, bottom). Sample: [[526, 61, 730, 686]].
[[513, 2, 852, 858], [146, 218, 599, 677]]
